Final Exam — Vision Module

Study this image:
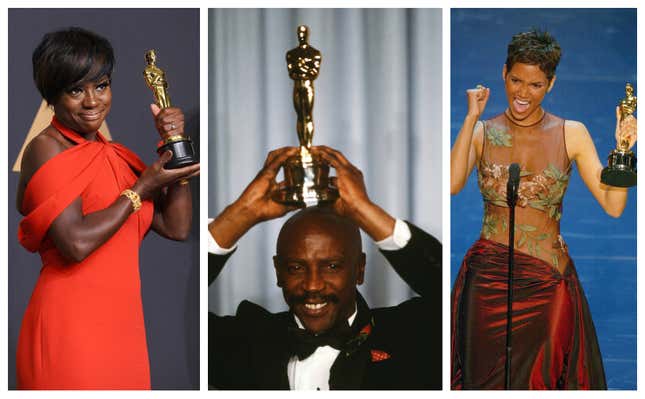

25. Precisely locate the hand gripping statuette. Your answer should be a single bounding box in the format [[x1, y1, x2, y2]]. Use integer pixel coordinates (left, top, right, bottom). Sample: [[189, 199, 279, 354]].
[[143, 49, 198, 169], [601, 83, 637, 187]]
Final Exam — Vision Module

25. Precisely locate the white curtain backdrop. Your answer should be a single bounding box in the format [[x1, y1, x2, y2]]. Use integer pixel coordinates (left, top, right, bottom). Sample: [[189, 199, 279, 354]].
[[209, 8, 442, 314]]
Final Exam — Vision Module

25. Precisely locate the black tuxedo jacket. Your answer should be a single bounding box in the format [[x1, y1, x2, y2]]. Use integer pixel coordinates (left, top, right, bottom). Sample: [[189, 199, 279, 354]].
[[208, 222, 441, 389]]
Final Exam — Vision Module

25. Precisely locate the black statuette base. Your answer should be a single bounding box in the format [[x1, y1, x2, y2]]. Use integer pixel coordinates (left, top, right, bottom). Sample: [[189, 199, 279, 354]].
[[601, 149, 637, 187], [157, 138, 198, 169]]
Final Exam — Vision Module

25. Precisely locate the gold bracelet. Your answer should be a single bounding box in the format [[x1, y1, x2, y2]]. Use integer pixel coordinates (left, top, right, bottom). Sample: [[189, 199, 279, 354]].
[[121, 189, 142, 212], [178, 179, 189, 186]]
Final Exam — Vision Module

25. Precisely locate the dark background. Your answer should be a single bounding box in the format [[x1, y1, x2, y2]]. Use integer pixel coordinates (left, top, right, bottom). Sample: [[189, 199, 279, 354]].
[[7, 9, 200, 389], [451, 9, 637, 389]]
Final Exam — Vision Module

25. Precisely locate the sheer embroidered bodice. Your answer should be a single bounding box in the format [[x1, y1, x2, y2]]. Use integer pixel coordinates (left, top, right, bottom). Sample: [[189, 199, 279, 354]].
[[477, 112, 572, 271]]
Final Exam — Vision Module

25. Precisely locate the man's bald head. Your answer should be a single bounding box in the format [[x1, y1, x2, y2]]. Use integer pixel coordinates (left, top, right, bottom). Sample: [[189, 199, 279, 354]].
[[276, 207, 362, 256]]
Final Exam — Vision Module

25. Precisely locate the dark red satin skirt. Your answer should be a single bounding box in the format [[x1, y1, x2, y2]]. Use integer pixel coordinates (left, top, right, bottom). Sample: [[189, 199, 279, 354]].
[[451, 239, 606, 390]]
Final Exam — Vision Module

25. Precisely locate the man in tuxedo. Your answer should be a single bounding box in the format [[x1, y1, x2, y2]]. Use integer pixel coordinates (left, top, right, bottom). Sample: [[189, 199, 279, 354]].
[[208, 146, 441, 390]]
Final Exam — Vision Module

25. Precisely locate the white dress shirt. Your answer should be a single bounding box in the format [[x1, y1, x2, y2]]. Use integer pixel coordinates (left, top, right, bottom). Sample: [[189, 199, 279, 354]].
[[287, 308, 358, 390], [207, 218, 238, 255]]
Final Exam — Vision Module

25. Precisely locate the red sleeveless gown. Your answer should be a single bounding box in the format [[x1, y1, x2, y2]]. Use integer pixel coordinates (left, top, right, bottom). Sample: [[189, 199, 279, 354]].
[[17, 117, 153, 389]]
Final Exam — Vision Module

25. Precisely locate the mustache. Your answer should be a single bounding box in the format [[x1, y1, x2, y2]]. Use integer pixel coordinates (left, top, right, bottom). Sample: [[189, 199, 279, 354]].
[[287, 293, 340, 305]]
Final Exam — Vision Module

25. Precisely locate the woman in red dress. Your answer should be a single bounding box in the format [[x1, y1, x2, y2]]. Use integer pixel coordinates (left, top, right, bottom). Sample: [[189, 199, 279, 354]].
[[16, 27, 200, 389], [450, 30, 637, 389]]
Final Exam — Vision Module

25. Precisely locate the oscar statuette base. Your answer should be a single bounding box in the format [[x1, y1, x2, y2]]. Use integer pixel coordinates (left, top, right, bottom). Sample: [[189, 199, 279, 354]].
[[157, 136, 198, 169], [601, 149, 637, 187], [272, 152, 338, 207]]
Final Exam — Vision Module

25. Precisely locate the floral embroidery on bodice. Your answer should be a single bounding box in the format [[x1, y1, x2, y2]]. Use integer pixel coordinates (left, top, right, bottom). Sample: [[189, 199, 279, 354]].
[[477, 112, 572, 270], [479, 161, 570, 220]]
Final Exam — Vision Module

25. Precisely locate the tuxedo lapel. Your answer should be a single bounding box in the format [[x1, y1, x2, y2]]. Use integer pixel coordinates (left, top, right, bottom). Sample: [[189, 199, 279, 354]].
[[329, 339, 371, 389], [329, 292, 373, 390]]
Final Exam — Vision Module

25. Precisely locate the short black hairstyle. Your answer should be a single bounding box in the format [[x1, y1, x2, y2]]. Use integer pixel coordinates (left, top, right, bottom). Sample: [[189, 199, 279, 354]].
[[32, 27, 115, 104], [506, 30, 561, 81]]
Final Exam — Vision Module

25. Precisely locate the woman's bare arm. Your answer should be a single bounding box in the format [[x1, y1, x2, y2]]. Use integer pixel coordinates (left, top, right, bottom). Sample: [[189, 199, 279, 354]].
[[147, 105, 200, 240], [18, 128, 198, 263], [451, 87, 489, 194], [565, 110, 637, 218]]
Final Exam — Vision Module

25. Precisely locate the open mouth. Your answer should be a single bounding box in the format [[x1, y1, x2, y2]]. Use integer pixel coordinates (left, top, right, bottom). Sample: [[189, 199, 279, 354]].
[[300, 302, 329, 316], [304, 302, 327, 310], [513, 98, 530, 114]]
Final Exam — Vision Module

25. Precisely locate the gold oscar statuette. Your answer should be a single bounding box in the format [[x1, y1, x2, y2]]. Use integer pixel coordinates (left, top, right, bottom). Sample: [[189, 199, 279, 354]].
[[601, 83, 637, 187], [143, 49, 198, 169], [272, 25, 338, 206]]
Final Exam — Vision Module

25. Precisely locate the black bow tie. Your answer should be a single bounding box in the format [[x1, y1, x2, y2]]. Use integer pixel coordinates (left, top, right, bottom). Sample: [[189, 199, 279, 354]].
[[287, 322, 353, 361]]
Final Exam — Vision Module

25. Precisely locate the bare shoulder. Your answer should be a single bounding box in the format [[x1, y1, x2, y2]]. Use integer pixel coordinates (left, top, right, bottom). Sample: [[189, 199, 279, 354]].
[[564, 120, 594, 160], [20, 127, 69, 182], [473, 120, 485, 136], [564, 119, 588, 133]]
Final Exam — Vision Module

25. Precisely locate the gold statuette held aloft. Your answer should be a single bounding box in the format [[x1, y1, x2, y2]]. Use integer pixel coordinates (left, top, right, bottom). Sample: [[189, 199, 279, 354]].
[[143, 49, 171, 109], [272, 25, 337, 206], [286, 25, 322, 150], [618, 83, 637, 150]]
